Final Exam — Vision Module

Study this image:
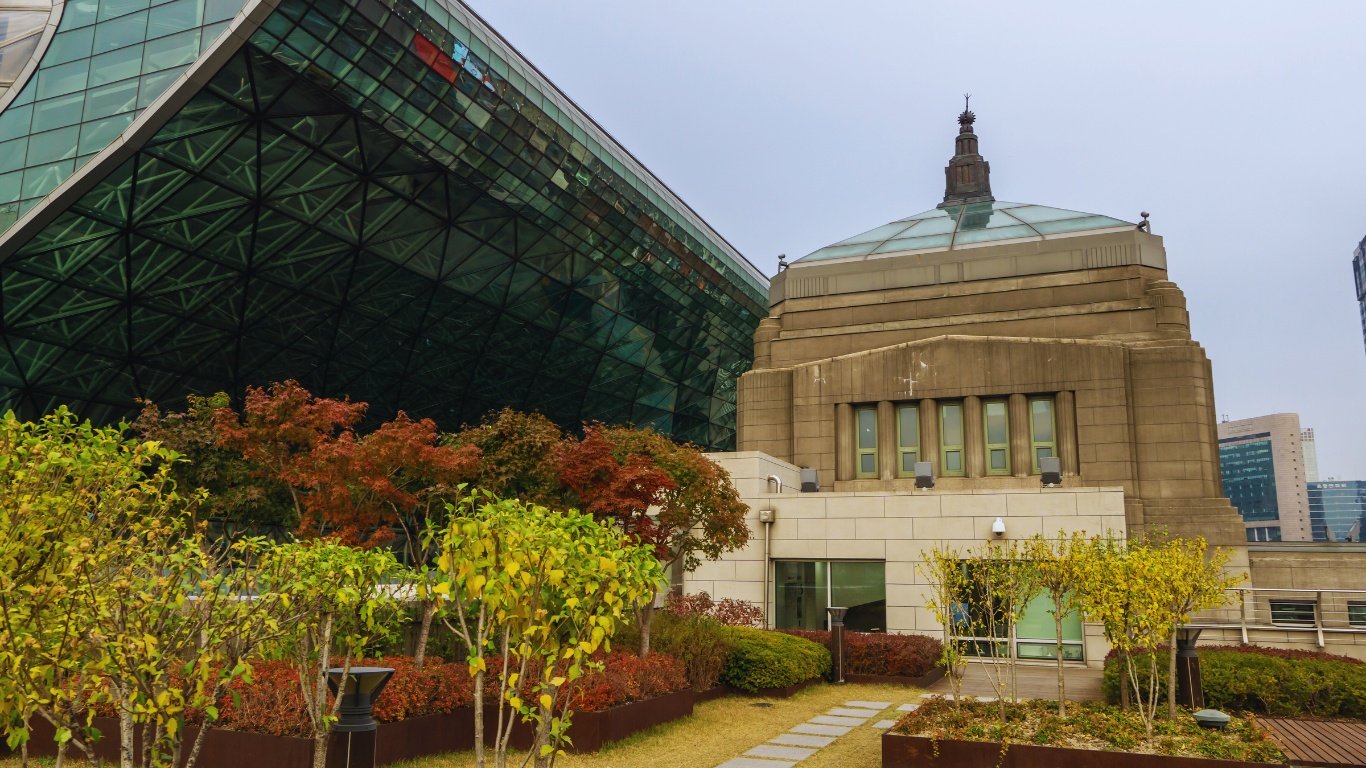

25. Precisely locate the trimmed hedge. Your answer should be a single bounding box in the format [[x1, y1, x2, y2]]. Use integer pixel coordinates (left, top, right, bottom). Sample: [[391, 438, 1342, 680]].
[[780, 629, 941, 678], [1102, 645, 1366, 719], [719, 627, 830, 692]]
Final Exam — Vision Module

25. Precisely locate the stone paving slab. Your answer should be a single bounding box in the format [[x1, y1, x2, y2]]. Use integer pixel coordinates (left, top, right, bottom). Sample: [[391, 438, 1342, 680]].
[[717, 758, 795, 768], [872, 719, 896, 729], [844, 700, 892, 709], [897, 703, 920, 711], [810, 714, 867, 726], [746, 744, 816, 761], [828, 706, 881, 717], [791, 723, 851, 737], [770, 733, 835, 748]]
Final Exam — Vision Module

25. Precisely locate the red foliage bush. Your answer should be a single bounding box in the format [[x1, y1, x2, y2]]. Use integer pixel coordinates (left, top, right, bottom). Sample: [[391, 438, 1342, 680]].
[[665, 591, 762, 627], [780, 629, 942, 678], [565, 652, 688, 712]]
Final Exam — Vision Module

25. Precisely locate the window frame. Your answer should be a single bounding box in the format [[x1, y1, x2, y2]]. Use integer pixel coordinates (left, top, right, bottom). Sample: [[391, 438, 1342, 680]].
[[1268, 599, 1317, 627], [896, 403, 920, 477], [982, 398, 1011, 476], [772, 559, 887, 632], [1347, 601, 1366, 627], [854, 404, 878, 479], [1029, 395, 1057, 474], [939, 401, 965, 477]]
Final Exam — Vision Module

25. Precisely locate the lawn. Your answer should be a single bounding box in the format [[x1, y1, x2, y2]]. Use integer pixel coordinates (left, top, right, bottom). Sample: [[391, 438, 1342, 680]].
[[0, 682, 922, 768]]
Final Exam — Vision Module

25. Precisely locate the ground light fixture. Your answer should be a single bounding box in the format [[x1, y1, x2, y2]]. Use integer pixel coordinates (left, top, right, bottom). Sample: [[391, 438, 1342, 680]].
[[1193, 709, 1231, 730], [327, 666, 396, 768], [827, 607, 849, 684]]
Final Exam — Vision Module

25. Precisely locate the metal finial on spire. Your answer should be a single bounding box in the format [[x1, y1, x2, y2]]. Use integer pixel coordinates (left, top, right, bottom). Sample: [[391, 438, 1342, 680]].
[[958, 93, 976, 128]]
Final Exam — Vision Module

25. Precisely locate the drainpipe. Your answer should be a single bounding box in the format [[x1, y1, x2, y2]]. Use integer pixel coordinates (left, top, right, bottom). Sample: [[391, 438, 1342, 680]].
[[758, 508, 775, 629]]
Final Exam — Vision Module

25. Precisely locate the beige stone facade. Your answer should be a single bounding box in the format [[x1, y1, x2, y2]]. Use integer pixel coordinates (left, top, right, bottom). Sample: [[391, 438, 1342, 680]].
[[683, 111, 1364, 664]]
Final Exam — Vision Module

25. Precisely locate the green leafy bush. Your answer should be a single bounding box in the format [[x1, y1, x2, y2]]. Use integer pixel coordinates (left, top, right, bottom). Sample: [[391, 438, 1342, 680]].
[[650, 612, 734, 691], [1102, 645, 1366, 718], [719, 627, 830, 692]]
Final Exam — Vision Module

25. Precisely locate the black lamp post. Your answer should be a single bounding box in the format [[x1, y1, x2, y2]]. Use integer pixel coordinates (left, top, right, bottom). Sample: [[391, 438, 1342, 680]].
[[327, 666, 395, 768], [1174, 628, 1204, 709], [827, 607, 848, 684]]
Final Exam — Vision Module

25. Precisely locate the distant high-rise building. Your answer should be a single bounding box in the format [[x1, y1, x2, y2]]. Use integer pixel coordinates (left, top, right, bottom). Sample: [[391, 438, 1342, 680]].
[[1217, 414, 1313, 542], [1308, 480, 1366, 542], [1355, 236, 1366, 356], [1302, 428, 1319, 482]]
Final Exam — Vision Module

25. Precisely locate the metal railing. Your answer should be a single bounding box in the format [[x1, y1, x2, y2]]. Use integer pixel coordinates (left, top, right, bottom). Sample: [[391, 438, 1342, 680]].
[[1185, 587, 1366, 649]]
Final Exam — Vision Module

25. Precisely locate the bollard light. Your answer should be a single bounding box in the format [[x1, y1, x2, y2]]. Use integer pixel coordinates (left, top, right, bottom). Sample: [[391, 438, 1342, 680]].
[[327, 666, 396, 733], [827, 607, 849, 685]]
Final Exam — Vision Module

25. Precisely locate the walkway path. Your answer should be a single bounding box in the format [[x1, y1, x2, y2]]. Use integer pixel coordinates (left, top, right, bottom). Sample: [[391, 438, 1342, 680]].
[[713, 665, 1104, 766], [1259, 717, 1366, 767], [927, 663, 1103, 701], [715, 699, 899, 768]]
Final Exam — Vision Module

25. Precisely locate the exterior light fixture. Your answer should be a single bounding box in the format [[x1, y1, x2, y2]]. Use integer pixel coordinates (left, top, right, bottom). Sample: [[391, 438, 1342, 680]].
[[1040, 456, 1062, 487], [826, 607, 849, 684], [326, 666, 395, 768], [914, 461, 935, 489], [991, 517, 1006, 538], [1193, 709, 1230, 730]]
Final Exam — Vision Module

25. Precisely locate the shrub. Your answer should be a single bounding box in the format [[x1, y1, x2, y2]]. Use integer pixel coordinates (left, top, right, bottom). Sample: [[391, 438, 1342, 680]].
[[719, 627, 830, 692], [1102, 645, 1366, 718], [650, 611, 733, 691], [780, 629, 942, 678], [665, 591, 763, 627], [565, 651, 688, 712]]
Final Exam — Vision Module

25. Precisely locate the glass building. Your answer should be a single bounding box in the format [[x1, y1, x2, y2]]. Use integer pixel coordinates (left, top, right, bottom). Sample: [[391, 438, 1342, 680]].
[[1218, 432, 1281, 541], [0, 0, 768, 447], [1354, 235, 1365, 357], [1308, 480, 1366, 543]]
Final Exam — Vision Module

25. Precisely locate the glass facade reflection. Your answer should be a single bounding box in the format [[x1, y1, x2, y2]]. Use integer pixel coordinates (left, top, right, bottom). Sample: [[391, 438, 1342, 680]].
[[1219, 432, 1280, 540], [774, 560, 886, 632], [1308, 480, 1366, 542], [0, 0, 767, 448]]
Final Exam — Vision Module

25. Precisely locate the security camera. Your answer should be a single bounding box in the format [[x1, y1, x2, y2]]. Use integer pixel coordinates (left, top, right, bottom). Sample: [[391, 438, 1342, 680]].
[[991, 517, 1006, 538]]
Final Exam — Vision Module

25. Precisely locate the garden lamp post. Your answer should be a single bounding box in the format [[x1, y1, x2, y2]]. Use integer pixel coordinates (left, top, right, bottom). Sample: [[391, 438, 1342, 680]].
[[827, 607, 848, 684], [327, 666, 395, 768], [1174, 628, 1204, 709]]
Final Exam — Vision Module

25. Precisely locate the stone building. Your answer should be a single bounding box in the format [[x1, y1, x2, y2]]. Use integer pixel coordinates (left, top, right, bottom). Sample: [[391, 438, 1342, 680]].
[[687, 108, 1366, 664], [1216, 413, 1313, 542]]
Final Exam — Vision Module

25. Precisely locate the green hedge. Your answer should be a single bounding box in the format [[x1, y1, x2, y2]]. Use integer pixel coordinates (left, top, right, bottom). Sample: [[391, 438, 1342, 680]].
[[1103, 647, 1366, 718], [719, 626, 831, 692]]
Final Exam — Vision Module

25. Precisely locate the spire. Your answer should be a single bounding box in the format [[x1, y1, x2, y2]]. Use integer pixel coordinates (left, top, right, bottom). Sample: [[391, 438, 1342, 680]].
[[938, 94, 994, 208]]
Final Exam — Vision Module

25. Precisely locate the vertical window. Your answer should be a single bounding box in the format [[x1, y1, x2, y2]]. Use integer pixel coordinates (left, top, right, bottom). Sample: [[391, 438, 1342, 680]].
[[774, 560, 886, 632], [855, 405, 877, 478], [896, 404, 919, 476], [983, 399, 1010, 475], [1029, 396, 1056, 473], [940, 401, 964, 476]]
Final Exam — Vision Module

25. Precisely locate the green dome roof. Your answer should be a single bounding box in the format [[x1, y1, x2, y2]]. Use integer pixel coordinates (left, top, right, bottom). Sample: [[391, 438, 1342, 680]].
[[796, 201, 1134, 264]]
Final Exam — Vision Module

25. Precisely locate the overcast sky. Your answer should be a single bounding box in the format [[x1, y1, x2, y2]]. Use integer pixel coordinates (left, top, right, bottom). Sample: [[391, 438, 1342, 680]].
[[469, 1, 1366, 478]]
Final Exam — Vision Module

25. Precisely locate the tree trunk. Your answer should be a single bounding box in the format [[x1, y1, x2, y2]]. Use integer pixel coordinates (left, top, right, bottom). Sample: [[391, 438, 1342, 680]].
[[414, 600, 438, 670], [532, 691, 555, 768], [1053, 602, 1066, 716], [1118, 650, 1130, 710], [472, 670, 486, 768], [1167, 629, 1178, 719], [639, 596, 656, 658], [311, 615, 334, 768], [118, 709, 135, 768]]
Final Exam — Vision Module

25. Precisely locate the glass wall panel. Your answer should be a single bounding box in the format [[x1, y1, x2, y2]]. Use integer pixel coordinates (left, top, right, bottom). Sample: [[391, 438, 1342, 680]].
[[1015, 591, 1083, 661], [855, 405, 877, 478], [984, 399, 1009, 475], [831, 561, 886, 632], [896, 404, 919, 476], [940, 401, 964, 476], [773, 561, 828, 631]]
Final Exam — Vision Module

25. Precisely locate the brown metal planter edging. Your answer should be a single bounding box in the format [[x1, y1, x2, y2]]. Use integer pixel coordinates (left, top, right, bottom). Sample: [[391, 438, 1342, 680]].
[[847, 667, 946, 688], [881, 733, 1285, 768], [23, 690, 692, 766]]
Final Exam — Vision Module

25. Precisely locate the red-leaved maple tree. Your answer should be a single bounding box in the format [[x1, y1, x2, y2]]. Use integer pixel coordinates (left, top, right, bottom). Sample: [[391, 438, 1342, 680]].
[[558, 423, 749, 655]]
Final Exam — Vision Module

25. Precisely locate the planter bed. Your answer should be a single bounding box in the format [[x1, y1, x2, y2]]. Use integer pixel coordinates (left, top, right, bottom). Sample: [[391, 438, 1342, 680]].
[[24, 691, 689, 765], [882, 733, 1284, 768], [847, 667, 945, 688]]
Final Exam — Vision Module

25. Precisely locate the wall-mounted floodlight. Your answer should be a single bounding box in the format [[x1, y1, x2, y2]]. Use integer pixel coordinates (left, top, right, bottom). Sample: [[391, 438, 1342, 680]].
[[914, 461, 934, 489], [1040, 456, 1062, 487]]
